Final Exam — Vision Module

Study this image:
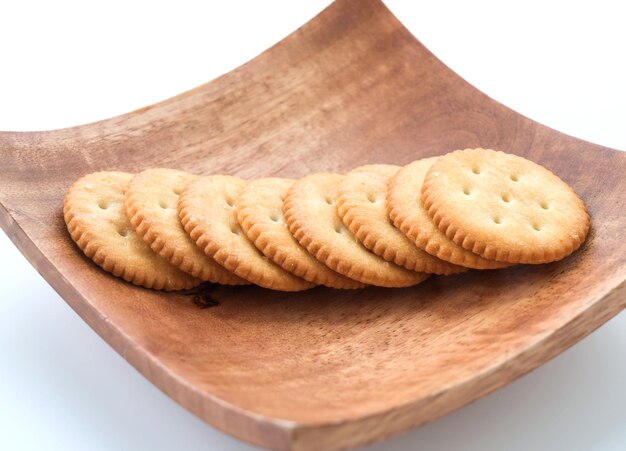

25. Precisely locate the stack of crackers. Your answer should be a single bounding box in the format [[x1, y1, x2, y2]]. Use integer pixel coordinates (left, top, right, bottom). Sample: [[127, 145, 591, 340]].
[[64, 148, 590, 291]]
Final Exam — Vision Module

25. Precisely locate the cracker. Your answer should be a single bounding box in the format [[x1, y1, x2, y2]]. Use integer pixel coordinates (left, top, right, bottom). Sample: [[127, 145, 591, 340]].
[[388, 158, 509, 269], [179, 175, 314, 291], [63, 171, 200, 291], [337, 169, 466, 274], [125, 168, 246, 285], [421, 148, 590, 263], [283, 173, 429, 287], [237, 178, 364, 289]]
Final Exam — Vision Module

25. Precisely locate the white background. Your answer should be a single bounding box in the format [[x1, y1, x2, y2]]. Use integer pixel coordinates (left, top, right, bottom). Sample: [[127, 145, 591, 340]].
[[0, 1, 624, 450]]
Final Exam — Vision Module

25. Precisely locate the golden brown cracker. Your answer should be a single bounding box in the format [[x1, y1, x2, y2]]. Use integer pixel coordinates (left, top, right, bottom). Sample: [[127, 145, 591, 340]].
[[337, 169, 465, 274], [179, 175, 314, 291], [237, 178, 364, 289], [283, 173, 429, 287], [125, 168, 246, 285], [64, 171, 200, 291], [388, 158, 509, 269], [421, 148, 590, 263]]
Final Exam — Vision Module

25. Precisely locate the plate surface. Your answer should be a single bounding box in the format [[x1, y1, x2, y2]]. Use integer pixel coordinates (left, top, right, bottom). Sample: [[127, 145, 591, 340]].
[[0, 0, 624, 449]]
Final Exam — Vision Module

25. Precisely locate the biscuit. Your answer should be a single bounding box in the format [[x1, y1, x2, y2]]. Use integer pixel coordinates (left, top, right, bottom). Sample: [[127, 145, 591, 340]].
[[336, 169, 465, 274], [388, 158, 509, 269], [125, 168, 246, 285], [237, 178, 364, 289], [421, 148, 590, 263], [179, 175, 314, 291], [64, 171, 200, 291], [283, 173, 429, 287]]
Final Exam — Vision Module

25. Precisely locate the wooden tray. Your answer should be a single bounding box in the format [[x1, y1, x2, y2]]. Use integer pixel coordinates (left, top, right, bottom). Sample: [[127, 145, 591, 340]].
[[1, 1, 624, 449]]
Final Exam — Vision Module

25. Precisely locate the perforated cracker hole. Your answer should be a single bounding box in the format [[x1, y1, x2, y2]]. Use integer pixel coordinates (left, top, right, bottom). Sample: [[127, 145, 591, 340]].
[[532, 223, 542, 231], [366, 193, 378, 203], [325, 196, 335, 206], [493, 215, 502, 224], [540, 201, 549, 210], [118, 228, 128, 237], [501, 193, 510, 203], [225, 198, 235, 208], [98, 199, 109, 209], [269, 212, 280, 222], [463, 186, 471, 195], [334, 224, 343, 234], [172, 187, 182, 195], [472, 166, 481, 174], [231, 226, 240, 235], [510, 174, 519, 182], [159, 200, 168, 209]]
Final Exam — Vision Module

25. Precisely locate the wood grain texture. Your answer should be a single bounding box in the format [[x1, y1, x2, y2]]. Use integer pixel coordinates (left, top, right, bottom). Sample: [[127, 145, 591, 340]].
[[0, 0, 624, 449]]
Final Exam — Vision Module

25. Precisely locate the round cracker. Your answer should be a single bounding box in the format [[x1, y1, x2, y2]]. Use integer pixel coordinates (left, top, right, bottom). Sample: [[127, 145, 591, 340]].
[[237, 178, 364, 289], [337, 169, 465, 275], [125, 168, 246, 285], [388, 158, 509, 269], [421, 148, 590, 263], [179, 175, 314, 291], [64, 171, 200, 291], [283, 173, 429, 287]]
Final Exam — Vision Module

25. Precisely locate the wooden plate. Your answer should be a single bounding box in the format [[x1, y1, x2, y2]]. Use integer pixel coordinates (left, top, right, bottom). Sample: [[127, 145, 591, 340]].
[[1, 1, 624, 449]]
